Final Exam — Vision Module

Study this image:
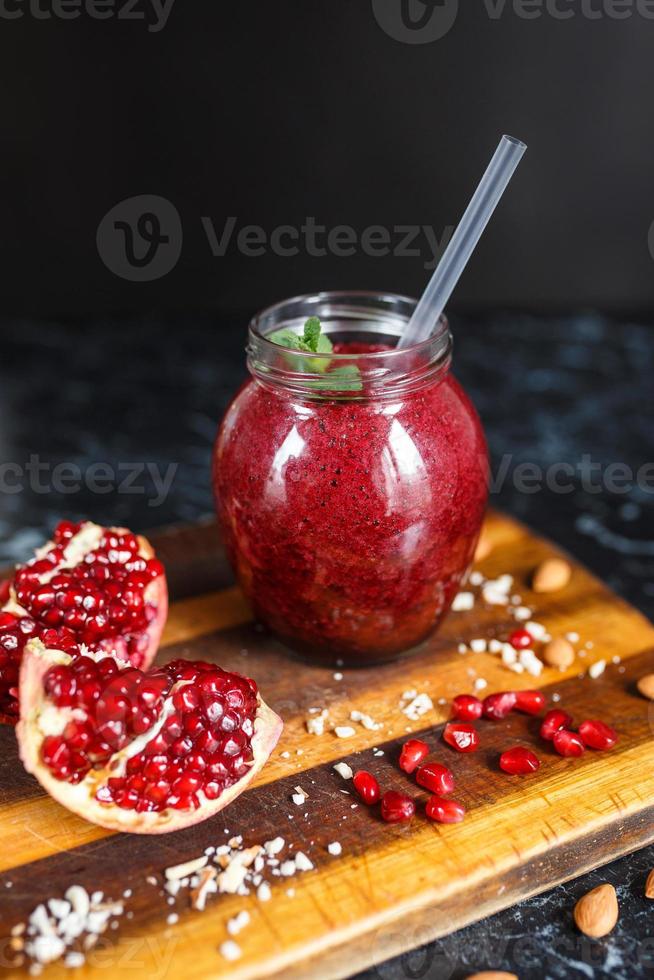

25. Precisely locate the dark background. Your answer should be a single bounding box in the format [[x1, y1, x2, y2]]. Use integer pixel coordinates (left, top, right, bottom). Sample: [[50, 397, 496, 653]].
[[0, 0, 653, 319], [1, 3, 654, 979]]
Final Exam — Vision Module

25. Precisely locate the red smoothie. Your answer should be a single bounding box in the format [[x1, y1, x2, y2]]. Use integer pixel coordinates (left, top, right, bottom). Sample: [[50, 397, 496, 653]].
[[212, 293, 488, 665]]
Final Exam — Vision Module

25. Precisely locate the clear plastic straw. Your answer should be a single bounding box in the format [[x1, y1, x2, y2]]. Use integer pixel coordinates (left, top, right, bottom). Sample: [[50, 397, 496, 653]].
[[398, 135, 526, 349]]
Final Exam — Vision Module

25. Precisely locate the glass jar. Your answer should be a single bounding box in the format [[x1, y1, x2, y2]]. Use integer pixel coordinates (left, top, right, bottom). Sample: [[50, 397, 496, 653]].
[[212, 291, 488, 666]]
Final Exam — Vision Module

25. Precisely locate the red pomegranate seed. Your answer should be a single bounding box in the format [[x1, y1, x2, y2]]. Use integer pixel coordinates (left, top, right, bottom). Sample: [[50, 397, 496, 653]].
[[552, 729, 585, 757], [499, 746, 540, 774], [442, 722, 479, 753], [509, 628, 533, 650], [399, 738, 429, 774], [416, 762, 455, 795], [514, 690, 546, 715], [451, 694, 483, 721], [482, 691, 517, 720], [380, 791, 415, 823], [425, 795, 466, 824], [578, 719, 618, 751], [353, 770, 380, 805], [540, 708, 573, 741]]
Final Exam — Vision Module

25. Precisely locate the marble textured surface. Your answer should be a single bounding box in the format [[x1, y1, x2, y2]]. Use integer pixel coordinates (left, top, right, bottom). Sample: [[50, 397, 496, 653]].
[[1, 312, 653, 978]]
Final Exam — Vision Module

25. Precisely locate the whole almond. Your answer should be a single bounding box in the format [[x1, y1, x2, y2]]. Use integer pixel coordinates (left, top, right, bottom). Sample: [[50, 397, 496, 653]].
[[474, 525, 494, 563], [645, 869, 654, 899], [637, 674, 654, 700], [574, 883, 618, 937], [465, 974, 518, 980], [532, 557, 571, 593], [543, 637, 575, 669]]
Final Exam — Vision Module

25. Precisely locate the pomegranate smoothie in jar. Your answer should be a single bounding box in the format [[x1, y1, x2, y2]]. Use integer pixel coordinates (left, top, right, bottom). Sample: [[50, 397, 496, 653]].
[[213, 292, 488, 666]]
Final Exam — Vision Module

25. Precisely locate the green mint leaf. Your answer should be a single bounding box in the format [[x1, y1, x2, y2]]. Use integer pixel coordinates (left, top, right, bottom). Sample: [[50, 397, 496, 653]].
[[302, 316, 322, 352], [268, 316, 360, 390], [268, 327, 301, 348]]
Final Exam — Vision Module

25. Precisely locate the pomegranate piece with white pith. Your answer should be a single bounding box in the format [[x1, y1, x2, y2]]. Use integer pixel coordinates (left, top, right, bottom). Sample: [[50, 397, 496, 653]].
[[0, 521, 167, 725], [17, 639, 282, 833], [0, 614, 80, 724], [5, 520, 167, 663]]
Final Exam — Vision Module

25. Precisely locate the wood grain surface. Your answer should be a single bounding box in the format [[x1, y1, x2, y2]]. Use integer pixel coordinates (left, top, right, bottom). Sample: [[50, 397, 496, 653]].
[[1, 511, 653, 979]]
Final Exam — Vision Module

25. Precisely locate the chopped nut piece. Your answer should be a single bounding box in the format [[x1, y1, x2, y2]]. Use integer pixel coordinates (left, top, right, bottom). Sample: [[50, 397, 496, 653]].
[[220, 940, 241, 961], [190, 867, 217, 911], [452, 591, 474, 611], [588, 659, 606, 679], [165, 856, 208, 881]]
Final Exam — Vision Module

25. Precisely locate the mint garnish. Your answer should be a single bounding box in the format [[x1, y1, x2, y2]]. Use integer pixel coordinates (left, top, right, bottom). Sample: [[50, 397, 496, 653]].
[[268, 316, 362, 392]]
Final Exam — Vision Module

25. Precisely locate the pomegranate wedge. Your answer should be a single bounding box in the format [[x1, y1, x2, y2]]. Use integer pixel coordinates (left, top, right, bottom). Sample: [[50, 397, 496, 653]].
[[1, 521, 168, 724], [4, 520, 167, 665], [17, 639, 282, 834]]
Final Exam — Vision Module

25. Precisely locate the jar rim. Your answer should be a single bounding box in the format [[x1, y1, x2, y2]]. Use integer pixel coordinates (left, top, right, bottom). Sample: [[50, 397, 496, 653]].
[[248, 289, 449, 363]]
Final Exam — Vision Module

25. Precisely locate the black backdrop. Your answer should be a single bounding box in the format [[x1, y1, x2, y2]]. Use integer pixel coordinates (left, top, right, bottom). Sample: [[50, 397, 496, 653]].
[[1, 0, 654, 319]]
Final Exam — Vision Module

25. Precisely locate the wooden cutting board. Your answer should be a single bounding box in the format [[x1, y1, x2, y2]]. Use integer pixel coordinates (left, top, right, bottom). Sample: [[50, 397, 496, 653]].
[[2, 511, 654, 979]]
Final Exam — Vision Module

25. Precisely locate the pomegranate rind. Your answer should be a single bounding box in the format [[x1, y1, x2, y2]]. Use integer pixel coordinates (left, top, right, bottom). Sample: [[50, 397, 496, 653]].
[[17, 641, 282, 835]]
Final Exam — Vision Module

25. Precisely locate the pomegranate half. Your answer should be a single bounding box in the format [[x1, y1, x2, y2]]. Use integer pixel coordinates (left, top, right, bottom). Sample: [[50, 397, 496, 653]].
[[0, 520, 168, 723], [17, 639, 283, 833]]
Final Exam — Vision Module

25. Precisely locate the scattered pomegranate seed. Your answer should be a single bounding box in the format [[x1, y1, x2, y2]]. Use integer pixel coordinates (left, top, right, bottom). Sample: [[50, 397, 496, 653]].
[[451, 694, 483, 721], [353, 770, 381, 805], [553, 729, 585, 757], [399, 738, 429, 774], [514, 689, 546, 715], [380, 791, 415, 823], [540, 708, 573, 740], [425, 795, 466, 824], [416, 762, 455, 795], [499, 746, 540, 775], [509, 628, 533, 650], [578, 719, 618, 751], [443, 722, 479, 753], [482, 691, 517, 720]]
